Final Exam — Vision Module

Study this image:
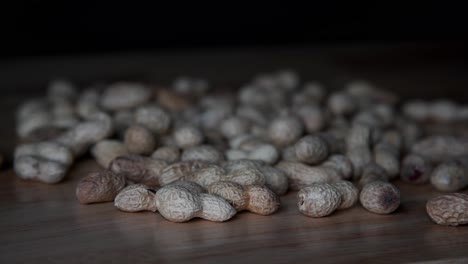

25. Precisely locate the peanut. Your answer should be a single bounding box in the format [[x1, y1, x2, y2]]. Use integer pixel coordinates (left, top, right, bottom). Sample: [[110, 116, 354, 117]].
[[426, 193, 468, 226], [181, 145, 223, 164], [220, 116, 251, 139], [430, 159, 468, 192], [91, 140, 128, 168], [159, 160, 209, 185], [100, 82, 151, 111], [332, 181, 359, 210], [135, 105, 171, 134], [400, 154, 432, 184], [411, 136, 468, 163], [56, 112, 114, 156], [294, 135, 329, 165], [258, 165, 289, 195], [224, 167, 266, 186], [109, 155, 168, 186], [346, 124, 372, 178], [248, 144, 279, 164], [207, 181, 280, 215], [358, 163, 389, 188], [268, 116, 304, 147], [321, 155, 354, 180], [114, 184, 158, 212], [297, 183, 342, 217], [276, 161, 341, 191], [76, 170, 126, 204], [14, 142, 74, 183], [155, 184, 236, 222], [151, 146, 180, 163], [123, 125, 156, 155], [360, 181, 400, 214], [173, 125, 204, 148], [190, 165, 225, 188]]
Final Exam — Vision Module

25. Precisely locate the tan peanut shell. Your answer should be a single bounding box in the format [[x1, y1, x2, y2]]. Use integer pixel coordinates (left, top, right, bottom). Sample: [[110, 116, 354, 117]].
[[14, 155, 68, 184], [100, 82, 151, 110], [374, 142, 400, 180], [358, 163, 389, 188], [332, 181, 359, 210], [430, 160, 468, 192], [91, 140, 128, 168], [114, 184, 158, 212], [76, 170, 126, 204], [151, 146, 180, 164], [258, 165, 289, 195], [268, 116, 304, 147], [297, 183, 342, 217], [159, 160, 209, 185], [294, 135, 329, 165], [400, 154, 432, 184], [322, 155, 354, 181], [190, 165, 225, 188], [155, 185, 236, 222], [124, 125, 156, 155], [346, 124, 372, 178], [181, 145, 222, 164], [109, 155, 168, 186], [360, 181, 400, 214], [426, 193, 468, 226], [224, 167, 266, 186], [276, 161, 341, 191], [248, 144, 279, 164], [411, 136, 468, 163], [135, 105, 171, 134], [207, 181, 280, 215], [174, 125, 204, 149], [14, 142, 74, 166]]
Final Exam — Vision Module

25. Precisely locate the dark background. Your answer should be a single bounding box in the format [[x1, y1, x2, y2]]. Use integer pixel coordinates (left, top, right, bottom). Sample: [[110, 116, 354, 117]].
[[2, 2, 468, 58]]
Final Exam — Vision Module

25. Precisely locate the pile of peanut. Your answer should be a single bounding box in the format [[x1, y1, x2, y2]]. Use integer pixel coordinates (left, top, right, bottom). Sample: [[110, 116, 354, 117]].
[[13, 72, 468, 225]]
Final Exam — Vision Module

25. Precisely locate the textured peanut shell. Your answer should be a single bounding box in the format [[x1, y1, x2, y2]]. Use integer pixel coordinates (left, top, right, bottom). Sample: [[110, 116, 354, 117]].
[[297, 184, 342, 217], [276, 161, 341, 191], [294, 135, 329, 165], [360, 181, 400, 214], [430, 161, 468, 192], [358, 163, 389, 188], [374, 143, 400, 180], [190, 165, 225, 188], [222, 159, 264, 173], [114, 184, 157, 212], [165, 181, 206, 194], [91, 140, 128, 168], [268, 116, 304, 147], [100, 82, 151, 110], [14, 142, 74, 166], [76, 171, 126, 204], [207, 181, 247, 211], [208, 181, 280, 215], [346, 124, 372, 178], [411, 136, 468, 163], [244, 185, 280, 215], [155, 185, 236, 222], [332, 181, 359, 210], [224, 167, 266, 186], [174, 125, 204, 149], [400, 154, 432, 184], [258, 165, 289, 195], [426, 193, 468, 226], [14, 155, 68, 184], [135, 105, 171, 134], [248, 144, 279, 165], [159, 160, 209, 185], [109, 155, 168, 186], [151, 146, 180, 164], [56, 112, 114, 156], [124, 125, 156, 155], [181, 145, 222, 164], [322, 155, 354, 180]]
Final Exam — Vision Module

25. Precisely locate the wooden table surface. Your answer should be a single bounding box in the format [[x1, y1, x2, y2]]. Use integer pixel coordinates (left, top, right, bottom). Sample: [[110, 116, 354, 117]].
[[1, 44, 468, 263]]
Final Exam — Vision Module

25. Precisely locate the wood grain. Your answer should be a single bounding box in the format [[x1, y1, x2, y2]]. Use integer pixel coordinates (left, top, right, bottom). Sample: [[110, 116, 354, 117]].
[[0, 159, 467, 263]]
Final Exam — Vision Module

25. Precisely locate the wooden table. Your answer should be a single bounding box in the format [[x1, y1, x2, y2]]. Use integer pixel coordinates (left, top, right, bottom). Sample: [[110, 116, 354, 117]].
[[1, 44, 468, 263]]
